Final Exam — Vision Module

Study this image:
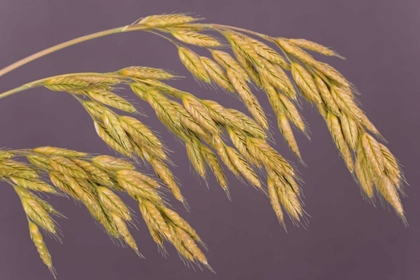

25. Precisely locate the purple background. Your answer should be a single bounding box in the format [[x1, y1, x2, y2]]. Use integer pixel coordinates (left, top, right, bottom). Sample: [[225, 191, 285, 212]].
[[0, 0, 419, 279]]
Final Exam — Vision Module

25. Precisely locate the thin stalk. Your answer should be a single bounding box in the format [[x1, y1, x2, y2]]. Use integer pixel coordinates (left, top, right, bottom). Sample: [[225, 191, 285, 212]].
[[0, 25, 149, 79]]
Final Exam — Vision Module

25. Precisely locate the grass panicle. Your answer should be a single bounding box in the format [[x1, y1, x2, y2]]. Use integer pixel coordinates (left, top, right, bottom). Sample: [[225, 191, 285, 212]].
[[0, 13, 408, 277]]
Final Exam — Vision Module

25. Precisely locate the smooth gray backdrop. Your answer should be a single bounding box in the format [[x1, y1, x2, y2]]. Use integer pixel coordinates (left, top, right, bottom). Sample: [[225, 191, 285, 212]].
[[0, 0, 419, 279]]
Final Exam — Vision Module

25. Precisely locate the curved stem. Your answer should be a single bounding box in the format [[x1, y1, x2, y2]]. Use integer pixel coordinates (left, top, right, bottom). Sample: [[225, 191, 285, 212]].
[[0, 25, 149, 79], [0, 84, 34, 100]]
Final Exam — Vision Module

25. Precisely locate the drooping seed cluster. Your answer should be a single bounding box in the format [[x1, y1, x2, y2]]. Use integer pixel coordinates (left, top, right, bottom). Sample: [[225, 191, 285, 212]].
[[132, 15, 405, 223], [42, 69, 191, 208], [3, 13, 407, 276], [39, 13, 406, 226], [0, 147, 210, 275]]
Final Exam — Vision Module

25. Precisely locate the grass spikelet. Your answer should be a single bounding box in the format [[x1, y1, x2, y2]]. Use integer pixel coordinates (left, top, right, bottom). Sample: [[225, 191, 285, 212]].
[[326, 111, 354, 172], [277, 93, 307, 134], [210, 50, 249, 80], [130, 82, 151, 100], [355, 144, 374, 199], [174, 226, 210, 268], [379, 144, 402, 186], [91, 155, 135, 171], [267, 176, 286, 228], [200, 144, 229, 197], [117, 170, 161, 189], [314, 62, 351, 89], [359, 113, 382, 138], [60, 174, 91, 201], [27, 155, 51, 170], [361, 132, 385, 177], [28, 221, 56, 278], [226, 128, 258, 167], [287, 38, 344, 59], [160, 206, 203, 244], [28, 193, 64, 218], [330, 85, 363, 120], [291, 63, 322, 105], [117, 176, 163, 204], [268, 63, 296, 99], [139, 200, 172, 239], [200, 56, 234, 92], [232, 47, 262, 88], [277, 114, 303, 162], [225, 32, 261, 61], [17, 188, 56, 234], [94, 122, 133, 157], [168, 225, 195, 263], [247, 37, 289, 69], [201, 100, 266, 139], [200, 99, 235, 125], [259, 62, 296, 100], [138, 14, 200, 27], [262, 79, 283, 112], [10, 176, 57, 194], [49, 171, 77, 197], [44, 74, 120, 92], [134, 79, 185, 99], [62, 175, 119, 236], [49, 156, 88, 178], [227, 109, 267, 138], [43, 76, 91, 92], [226, 67, 268, 129], [211, 136, 240, 177], [225, 146, 262, 189], [340, 113, 359, 151], [275, 38, 318, 65], [169, 100, 210, 139], [178, 47, 211, 83], [118, 66, 176, 80], [72, 159, 114, 186], [171, 31, 220, 47], [185, 139, 206, 179], [245, 137, 295, 176], [314, 75, 340, 115], [33, 146, 87, 157], [116, 169, 162, 200], [119, 117, 167, 161], [223, 31, 260, 65], [111, 213, 142, 256], [375, 176, 405, 220], [283, 173, 301, 196], [86, 90, 137, 113], [131, 86, 179, 133], [0, 160, 39, 178], [273, 175, 304, 223], [101, 109, 133, 153], [82, 100, 106, 120], [182, 94, 219, 135], [97, 187, 131, 221], [149, 159, 185, 204]]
